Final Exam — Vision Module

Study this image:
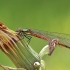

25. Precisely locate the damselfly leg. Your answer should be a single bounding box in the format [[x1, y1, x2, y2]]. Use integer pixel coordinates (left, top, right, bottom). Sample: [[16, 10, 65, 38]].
[[16, 28, 32, 44]]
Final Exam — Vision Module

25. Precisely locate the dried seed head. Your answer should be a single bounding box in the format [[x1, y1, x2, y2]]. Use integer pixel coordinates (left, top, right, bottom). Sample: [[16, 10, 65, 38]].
[[0, 22, 40, 70]]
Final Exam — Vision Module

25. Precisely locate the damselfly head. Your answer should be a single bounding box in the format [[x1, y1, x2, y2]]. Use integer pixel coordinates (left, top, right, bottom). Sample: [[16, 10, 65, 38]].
[[22, 28, 30, 34], [22, 28, 32, 34], [16, 28, 32, 35], [22, 28, 29, 31]]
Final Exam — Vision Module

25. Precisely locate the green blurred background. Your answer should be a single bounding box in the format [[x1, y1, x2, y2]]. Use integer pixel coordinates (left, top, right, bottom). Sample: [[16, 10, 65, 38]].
[[0, 0, 70, 70]]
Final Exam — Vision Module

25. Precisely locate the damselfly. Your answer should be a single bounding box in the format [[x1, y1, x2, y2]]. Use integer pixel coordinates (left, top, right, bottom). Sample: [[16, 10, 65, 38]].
[[16, 28, 70, 55]]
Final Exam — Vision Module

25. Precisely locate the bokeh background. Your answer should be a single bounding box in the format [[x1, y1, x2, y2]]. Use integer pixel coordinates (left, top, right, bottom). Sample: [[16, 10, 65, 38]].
[[0, 0, 70, 70]]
